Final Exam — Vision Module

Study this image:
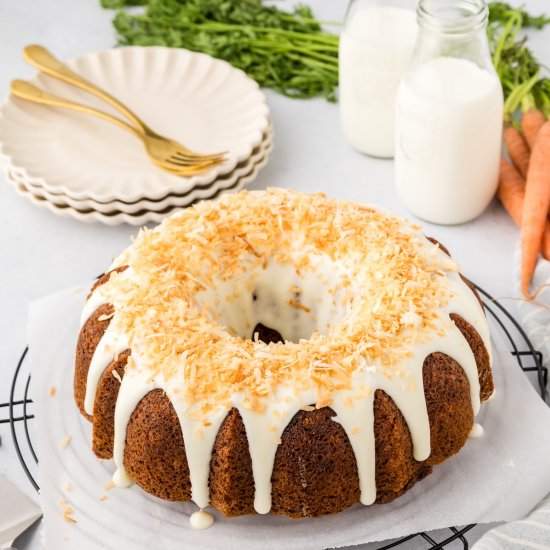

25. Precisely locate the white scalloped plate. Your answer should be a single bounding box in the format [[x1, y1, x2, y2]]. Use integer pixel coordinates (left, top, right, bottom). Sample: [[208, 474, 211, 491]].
[[8, 145, 270, 226], [0, 47, 270, 203], [2, 126, 272, 215]]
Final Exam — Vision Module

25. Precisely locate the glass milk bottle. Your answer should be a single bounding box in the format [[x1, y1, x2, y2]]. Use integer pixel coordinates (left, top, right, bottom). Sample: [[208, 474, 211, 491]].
[[339, 0, 418, 158], [395, 0, 503, 225]]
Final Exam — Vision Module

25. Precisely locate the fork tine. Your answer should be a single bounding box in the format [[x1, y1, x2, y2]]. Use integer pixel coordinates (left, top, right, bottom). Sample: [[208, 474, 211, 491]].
[[154, 156, 217, 168], [171, 151, 227, 162], [161, 155, 223, 168], [151, 157, 219, 175], [156, 149, 225, 164]]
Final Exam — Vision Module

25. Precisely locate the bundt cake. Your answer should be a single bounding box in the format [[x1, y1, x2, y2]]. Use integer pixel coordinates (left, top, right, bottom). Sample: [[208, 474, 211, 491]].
[[74, 188, 493, 526]]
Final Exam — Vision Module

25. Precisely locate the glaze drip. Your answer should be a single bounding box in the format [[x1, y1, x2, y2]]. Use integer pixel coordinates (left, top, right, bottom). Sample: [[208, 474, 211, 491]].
[[190, 509, 214, 530], [469, 423, 485, 438]]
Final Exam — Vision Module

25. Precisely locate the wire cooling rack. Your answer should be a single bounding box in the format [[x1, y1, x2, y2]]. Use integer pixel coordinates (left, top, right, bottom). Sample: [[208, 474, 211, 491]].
[[0, 284, 547, 550]]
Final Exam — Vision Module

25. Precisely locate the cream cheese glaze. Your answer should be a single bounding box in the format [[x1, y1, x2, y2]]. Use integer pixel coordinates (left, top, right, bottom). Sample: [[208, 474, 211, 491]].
[[190, 509, 214, 530], [469, 423, 485, 439], [79, 189, 492, 521]]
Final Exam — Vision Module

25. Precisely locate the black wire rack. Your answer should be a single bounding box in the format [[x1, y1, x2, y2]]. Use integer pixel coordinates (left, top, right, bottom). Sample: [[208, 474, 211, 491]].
[[0, 284, 547, 550]]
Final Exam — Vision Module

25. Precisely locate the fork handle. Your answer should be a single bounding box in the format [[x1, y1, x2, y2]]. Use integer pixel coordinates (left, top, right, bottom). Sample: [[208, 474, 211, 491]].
[[23, 45, 149, 134], [10, 79, 142, 138]]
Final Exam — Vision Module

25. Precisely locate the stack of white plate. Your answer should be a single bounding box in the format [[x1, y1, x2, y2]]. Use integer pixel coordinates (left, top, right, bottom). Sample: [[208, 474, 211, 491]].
[[0, 47, 272, 225]]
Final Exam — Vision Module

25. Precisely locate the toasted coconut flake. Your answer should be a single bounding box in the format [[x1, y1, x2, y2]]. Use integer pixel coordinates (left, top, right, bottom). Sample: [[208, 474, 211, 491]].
[[400, 310, 423, 328], [103, 481, 115, 491], [60, 435, 72, 449], [112, 370, 122, 383], [49, 386, 56, 397], [288, 300, 311, 313], [60, 499, 77, 524], [88, 189, 455, 418], [63, 512, 77, 524], [316, 397, 332, 409], [98, 312, 114, 322]]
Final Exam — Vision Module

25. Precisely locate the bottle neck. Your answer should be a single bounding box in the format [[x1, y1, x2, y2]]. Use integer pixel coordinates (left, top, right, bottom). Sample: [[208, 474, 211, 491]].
[[417, 0, 488, 37], [410, 0, 494, 74]]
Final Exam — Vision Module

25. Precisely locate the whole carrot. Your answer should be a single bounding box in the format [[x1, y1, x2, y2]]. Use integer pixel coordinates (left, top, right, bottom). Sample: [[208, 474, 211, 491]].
[[504, 125, 530, 178], [521, 121, 550, 299], [498, 158, 550, 260], [522, 108, 546, 149]]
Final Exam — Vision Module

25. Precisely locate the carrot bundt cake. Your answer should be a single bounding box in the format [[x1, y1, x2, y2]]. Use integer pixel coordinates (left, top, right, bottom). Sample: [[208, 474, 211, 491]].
[[74, 188, 493, 526]]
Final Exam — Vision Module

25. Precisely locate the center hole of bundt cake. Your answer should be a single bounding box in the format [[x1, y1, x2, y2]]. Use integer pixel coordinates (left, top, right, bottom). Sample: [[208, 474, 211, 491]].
[[194, 257, 347, 343]]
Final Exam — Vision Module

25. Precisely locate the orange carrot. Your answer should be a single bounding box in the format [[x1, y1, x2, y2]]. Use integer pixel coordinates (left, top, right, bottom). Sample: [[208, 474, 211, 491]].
[[522, 108, 546, 149], [504, 125, 530, 178], [497, 158, 550, 261], [498, 157, 527, 226], [521, 121, 550, 299]]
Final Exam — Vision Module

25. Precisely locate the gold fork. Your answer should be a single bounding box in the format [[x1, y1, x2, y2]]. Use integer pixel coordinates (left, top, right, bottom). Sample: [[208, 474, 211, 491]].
[[10, 80, 221, 176], [18, 45, 227, 173]]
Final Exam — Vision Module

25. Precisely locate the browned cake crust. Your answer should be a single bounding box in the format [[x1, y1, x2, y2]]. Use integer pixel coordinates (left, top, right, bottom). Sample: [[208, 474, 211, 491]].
[[450, 313, 493, 402], [209, 409, 255, 516], [270, 406, 361, 517], [74, 251, 494, 518], [373, 389, 432, 505], [74, 303, 114, 422], [125, 390, 192, 502], [92, 350, 129, 459]]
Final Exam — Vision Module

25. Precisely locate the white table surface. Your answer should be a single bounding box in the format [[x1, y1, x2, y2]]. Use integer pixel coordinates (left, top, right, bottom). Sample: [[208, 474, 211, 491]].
[[0, 0, 548, 548]]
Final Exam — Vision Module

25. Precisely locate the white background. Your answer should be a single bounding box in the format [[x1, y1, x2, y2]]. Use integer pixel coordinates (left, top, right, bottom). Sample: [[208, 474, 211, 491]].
[[0, 0, 549, 548]]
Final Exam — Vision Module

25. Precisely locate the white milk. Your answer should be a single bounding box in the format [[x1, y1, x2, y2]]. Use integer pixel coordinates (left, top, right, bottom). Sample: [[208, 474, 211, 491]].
[[339, 7, 417, 158], [395, 57, 503, 224]]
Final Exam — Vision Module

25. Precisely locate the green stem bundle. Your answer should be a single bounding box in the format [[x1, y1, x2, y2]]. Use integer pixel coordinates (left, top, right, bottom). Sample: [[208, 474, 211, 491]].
[[101, 0, 550, 114], [101, 0, 340, 101]]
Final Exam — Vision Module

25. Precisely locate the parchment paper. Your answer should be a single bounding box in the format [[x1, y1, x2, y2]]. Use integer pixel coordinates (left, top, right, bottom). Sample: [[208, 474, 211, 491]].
[[0, 475, 41, 547], [30, 284, 550, 550]]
